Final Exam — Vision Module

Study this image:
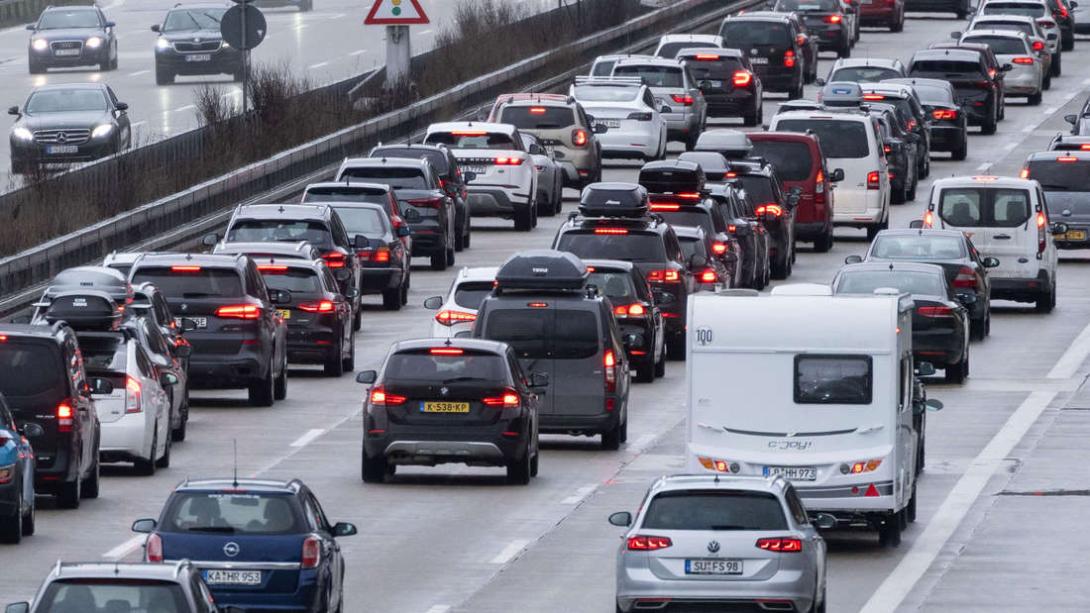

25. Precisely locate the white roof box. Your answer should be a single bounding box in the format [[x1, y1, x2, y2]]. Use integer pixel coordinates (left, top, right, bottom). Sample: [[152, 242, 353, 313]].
[[769, 283, 833, 297]]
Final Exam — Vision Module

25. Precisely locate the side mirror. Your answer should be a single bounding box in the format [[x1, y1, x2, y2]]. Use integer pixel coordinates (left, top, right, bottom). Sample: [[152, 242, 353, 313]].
[[982, 256, 1000, 268], [608, 511, 632, 527], [926, 398, 944, 411], [269, 289, 292, 305], [844, 255, 863, 265], [397, 225, 412, 237], [19, 423, 44, 438], [5, 603, 30, 613], [813, 513, 837, 530], [7, 106, 18, 116], [1064, 114, 1077, 125], [593, 123, 608, 134], [131, 518, 157, 533], [353, 234, 370, 250], [1001, 64, 1013, 72], [356, 370, 378, 385], [105, 21, 116, 27], [916, 361, 936, 377], [201, 233, 220, 248], [25, 24, 36, 31], [908, 219, 924, 229], [159, 372, 179, 387], [151, 24, 161, 32], [332, 522, 358, 537], [957, 292, 977, 305], [174, 344, 192, 359], [829, 168, 845, 182], [689, 254, 708, 268], [89, 377, 115, 395], [423, 296, 444, 310], [344, 287, 360, 300], [660, 105, 672, 114], [1051, 222, 1069, 235], [463, 171, 477, 182], [333, 267, 351, 283], [530, 372, 549, 388], [1071, 1, 1078, 7]]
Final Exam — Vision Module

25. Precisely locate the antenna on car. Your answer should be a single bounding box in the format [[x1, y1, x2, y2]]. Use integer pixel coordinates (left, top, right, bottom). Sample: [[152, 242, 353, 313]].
[[232, 439, 239, 488], [444, 337, 453, 347]]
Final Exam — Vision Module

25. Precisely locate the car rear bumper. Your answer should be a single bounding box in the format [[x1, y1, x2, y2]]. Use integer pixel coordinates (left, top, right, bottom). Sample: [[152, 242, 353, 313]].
[[990, 273, 1049, 301], [408, 226, 449, 256], [466, 187, 532, 217], [860, 4, 897, 20], [540, 409, 620, 436], [100, 415, 152, 462], [753, 69, 799, 92], [705, 92, 759, 117], [928, 125, 965, 151], [794, 220, 829, 240], [188, 353, 269, 388], [206, 570, 319, 611], [616, 568, 814, 613], [359, 268, 403, 292], [598, 129, 660, 158], [904, 0, 963, 10], [914, 330, 964, 366], [365, 426, 528, 466], [286, 326, 339, 363], [1004, 70, 1041, 94]]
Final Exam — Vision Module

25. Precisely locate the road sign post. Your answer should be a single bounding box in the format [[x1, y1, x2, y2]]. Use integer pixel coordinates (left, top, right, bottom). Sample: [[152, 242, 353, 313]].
[[223, 0, 267, 114], [364, 0, 429, 87]]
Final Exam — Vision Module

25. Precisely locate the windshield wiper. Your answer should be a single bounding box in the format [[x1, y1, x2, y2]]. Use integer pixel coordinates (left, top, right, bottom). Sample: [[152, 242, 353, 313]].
[[187, 526, 235, 533]]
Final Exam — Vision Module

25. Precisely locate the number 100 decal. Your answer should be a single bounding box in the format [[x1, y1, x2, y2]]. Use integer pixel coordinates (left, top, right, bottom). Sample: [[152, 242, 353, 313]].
[[695, 327, 714, 346]]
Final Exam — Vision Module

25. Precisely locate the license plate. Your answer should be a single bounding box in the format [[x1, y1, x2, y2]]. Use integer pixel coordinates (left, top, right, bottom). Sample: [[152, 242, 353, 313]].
[[176, 316, 207, 329], [764, 465, 817, 481], [46, 145, 78, 155], [204, 570, 261, 586], [186, 54, 212, 62], [464, 165, 486, 176], [686, 559, 743, 575], [1062, 230, 1087, 241], [597, 119, 620, 129], [750, 57, 769, 65], [276, 309, 291, 319], [54, 48, 80, 56], [421, 401, 470, 413], [700, 79, 724, 89]]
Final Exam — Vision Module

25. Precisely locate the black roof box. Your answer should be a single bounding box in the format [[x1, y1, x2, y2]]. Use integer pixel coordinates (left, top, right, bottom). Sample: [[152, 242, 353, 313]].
[[578, 182, 649, 217], [494, 250, 589, 292], [39, 290, 124, 332], [639, 160, 706, 195]]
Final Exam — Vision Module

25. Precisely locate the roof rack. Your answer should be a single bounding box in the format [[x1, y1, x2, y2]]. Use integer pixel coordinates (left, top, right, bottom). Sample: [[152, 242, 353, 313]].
[[573, 75, 644, 86]]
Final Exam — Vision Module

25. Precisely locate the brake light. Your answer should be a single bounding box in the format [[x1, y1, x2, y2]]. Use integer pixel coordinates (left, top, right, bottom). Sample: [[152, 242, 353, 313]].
[[646, 269, 680, 282], [825, 13, 842, 22], [867, 171, 880, 190], [170, 266, 201, 273], [594, 227, 629, 235], [1020, 167, 1030, 179], [953, 266, 976, 289], [370, 386, 406, 406], [429, 348, 464, 356], [1057, 156, 1078, 162], [125, 376, 142, 414], [572, 128, 589, 147], [529, 106, 547, 115], [917, 305, 953, 317], [146, 533, 163, 563], [298, 300, 335, 313], [932, 109, 958, 120], [884, 144, 893, 154], [216, 304, 261, 319], [671, 94, 694, 106], [863, 93, 885, 101], [1058, 5, 1069, 18], [783, 49, 796, 68], [56, 403, 74, 433], [757, 538, 803, 552], [755, 203, 783, 217], [604, 349, 617, 392], [727, 224, 737, 233], [359, 247, 391, 263], [1032, 40, 1045, 51], [695, 53, 721, 60], [614, 303, 647, 318], [321, 251, 347, 269], [435, 309, 477, 326], [732, 70, 753, 87], [482, 387, 520, 408], [408, 196, 446, 208], [1012, 56, 1035, 65], [627, 535, 672, 550], [450, 130, 488, 136], [527, 302, 549, 308], [923, 210, 934, 228], [712, 241, 728, 255], [650, 203, 681, 211], [493, 156, 524, 166], [301, 535, 321, 570], [1082, 144, 1090, 151], [257, 265, 289, 273], [699, 268, 718, 283]]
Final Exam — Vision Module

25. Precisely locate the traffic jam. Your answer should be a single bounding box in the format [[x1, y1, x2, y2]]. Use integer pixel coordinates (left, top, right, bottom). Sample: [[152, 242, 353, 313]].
[[2, 0, 1090, 610]]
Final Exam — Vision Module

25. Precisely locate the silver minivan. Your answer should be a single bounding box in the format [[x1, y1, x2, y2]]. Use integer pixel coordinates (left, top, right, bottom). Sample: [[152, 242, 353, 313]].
[[473, 250, 631, 449]]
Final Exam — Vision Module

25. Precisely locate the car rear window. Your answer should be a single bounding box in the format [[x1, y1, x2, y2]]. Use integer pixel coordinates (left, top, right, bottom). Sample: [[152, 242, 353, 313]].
[[749, 141, 813, 181], [719, 21, 790, 46], [735, 176, 778, 205], [160, 492, 304, 534], [332, 205, 387, 236], [910, 60, 982, 75], [337, 167, 428, 190], [981, 2, 1045, 16], [0, 341, 65, 399], [226, 220, 334, 249], [591, 59, 617, 76], [642, 491, 788, 531], [835, 270, 947, 296], [385, 350, 508, 383], [555, 231, 668, 263], [684, 57, 744, 82], [303, 187, 389, 205], [795, 354, 872, 404], [658, 41, 712, 59], [37, 581, 189, 613], [963, 35, 1027, 54], [484, 309, 599, 360], [588, 271, 636, 301], [259, 268, 323, 294], [425, 131, 518, 150], [678, 235, 709, 261], [500, 106, 576, 130], [613, 65, 684, 88], [908, 84, 954, 105], [656, 210, 715, 236], [776, 0, 840, 10], [79, 335, 127, 372], [975, 21, 1033, 35], [573, 85, 640, 102], [131, 268, 244, 299], [454, 281, 495, 310], [1026, 160, 1090, 191], [870, 235, 968, 259], [775, 119, 870, 158], [830, 66, 901, 83], [373, 148, 450, 174], [938, 187, 1031, 227]]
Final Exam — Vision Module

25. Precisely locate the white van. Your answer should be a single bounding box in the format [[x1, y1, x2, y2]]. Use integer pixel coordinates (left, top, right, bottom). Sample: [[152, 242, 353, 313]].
[[686, 284, 918, 546], [923, 175, 1059, 311], [769, 109, 891, 239]]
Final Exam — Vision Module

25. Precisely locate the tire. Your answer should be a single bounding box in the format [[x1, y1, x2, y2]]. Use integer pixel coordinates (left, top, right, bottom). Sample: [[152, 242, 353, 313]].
[[57, 476, 80, 509], [1036, 282, 1056, 313], [274, 360, 288, 401], [430, 251, 448, 271], [134, 431, 157, 476], [110, 49, 118, 71], [324, 336, 345, 377], [601, 422, 622, 451], [667, 334, 686, 361], [171, 395, 189, 442], [530, 449, 539, 477], [878, 513, 902, 547], [635, 357, 655, 383], [814, 228, 834, 253], [361, 450, 387, 483], [945, 350, 968, 384], [906, 175, 917, 202], [400, 277, 410, 306], [1062, 32, 1074, 51], [155, 67, 173, 86], [891, 183, 907, 205], [839, 41, 852, 58], [454, 225, 465, 251], [382, 287, 402, 311], [952, 138, 968, 161], [771, 252, 790, 280], [981, 109, 997, 135], [22, 495, 35, 536], [156, 433, 172, 469], [514, 206, 534, 232], [446, 246, 456, 266], [867, 225, 882, 241], [352, 308, 362, 332], [1051, 52, 1062, 77], [743, 104, 760, 127], [907, 486, 918, 523], [1028, 90, 1043, 106], [82, 456, 100, 499], [506, 451, 533, 484], [28, 58, 44, 75], [0, 500, 22, 544], [890, 11, 904, 32], [1044, 72, 1052, 90], [248, 361, 275, 407], [654, 349, 666, 378], [955, 8, 968, 18], [970, 314, 987, 341], [341, 334, 355, 373]]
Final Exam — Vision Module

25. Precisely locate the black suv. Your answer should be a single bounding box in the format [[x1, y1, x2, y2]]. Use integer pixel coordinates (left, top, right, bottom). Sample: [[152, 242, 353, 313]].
[[552, 183, 695, 358], [326, 202, 411, 311], [773, 0, 852, 57], [719, 13, 808, 98], [369, 143, 472, 252], [357, 338, 543, 484], [152, 3, 243, 85], [583, 259, 666, 383], [26, 5, 117, 73], [909, 48, 1004, 134], [859, 83, 932, 179], [8, 83, 131, 174], [725, 160, 797, 279], [129, 254, 290, 407], [706, 181, 772, 290], [870, 105, 919, 204], [675, 48, 764, 126], [0, 323, 104, 508]]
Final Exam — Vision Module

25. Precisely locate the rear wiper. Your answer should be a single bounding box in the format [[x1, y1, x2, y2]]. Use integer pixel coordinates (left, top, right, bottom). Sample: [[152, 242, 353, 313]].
[[187, 526, 235, 533]]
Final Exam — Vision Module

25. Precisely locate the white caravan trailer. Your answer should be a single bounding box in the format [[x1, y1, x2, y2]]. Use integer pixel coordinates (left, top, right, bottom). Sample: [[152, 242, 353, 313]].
[[686, 284, 918, 546]]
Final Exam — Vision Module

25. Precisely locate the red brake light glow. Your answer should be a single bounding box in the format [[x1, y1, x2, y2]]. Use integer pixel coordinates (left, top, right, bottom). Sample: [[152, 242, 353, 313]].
[[1012, 56, 1035, 65], [321, 252, 347, 269], [257, 265, 289, 273], [482, 387, 521, 408], [216, 304, 261, 319], [1057, 156, 1078, 162], [1082, 144, 1090, 151], [700, 269, 718, 283], [627, 535, 672, 551], [695, 53, 721, 60], [867, 171, 881, 190], [370, 386, 406, 406], [572, 128, 589, 147], [825, 13, 842, 22], [1032, 40, 1046, 51], [923, 210, 934, 228], [1037, 211, 1047, 228], [125, 376, 142, 414], [712, 241, 728, 255], [435, 309, 477, 326], [650, 203, 681, 211], [298, 301, 335, 313], [757, 538, 803, 552], [1019, 167, 1030, 179], [863, 94, 885, 101], [529, 107, 547, 115], [429, 348, 465, 356], [494, 156, 524, 166], [671, 94, 694, 106], [450, 130, 488, 136], [170, 266, 201, 273], [613, 303, 647, 318], [917, 305, 953, 318], [932, 109, 957, 120], [56, 403, 74, 433], [732, 70, 753, 87], [594, 228, 629, 235], [755, 203, 784, 217], [783, 49, 796, 68], [953, 266, 976, 289], [146, 533, 163, 563], [604, 349, 617, 392], [646, 269, 680, 282]]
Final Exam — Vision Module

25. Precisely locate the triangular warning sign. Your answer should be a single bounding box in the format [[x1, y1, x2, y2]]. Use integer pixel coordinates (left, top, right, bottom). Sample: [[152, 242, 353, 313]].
[[364, 0, 429, 25]]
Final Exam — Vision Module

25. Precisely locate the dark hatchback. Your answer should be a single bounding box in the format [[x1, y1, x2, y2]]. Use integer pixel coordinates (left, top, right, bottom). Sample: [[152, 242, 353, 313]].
[[725, 160, 797, 279], [26, 5, 117, 73], [357, 339, 543, 484], [329, 202, 412, 310], [871, 106, 918, 204], [833, 262, 971, 383], [675, 48, 764, 125], [909, 48, 1004, 134], [885, 77, 968, 161], [583, 259, 666, 383], [133, 478, 356, 612], [706, 182, 772, 289], [718, 14, 807, 98], [674, 224, 731, 290], [1023, 151, 1090, 250], [301, 181, 411, 252], [152, 4, 243, 85]]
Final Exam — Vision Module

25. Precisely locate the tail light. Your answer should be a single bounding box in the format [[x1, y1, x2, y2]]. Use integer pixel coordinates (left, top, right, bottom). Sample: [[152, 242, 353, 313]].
[[1020, 167, 1030, 179], [627, 112, 652, 121], [917, 305, 953, 317], [125, 376, 142, 414], [732, 70, 753, 87], [321, 251, 347, 269], [1037, 210, 1048, 254], [867, 171, 881, 190], [613, 303, 647, 318], [1032, 40, 1045, 51], [408, 196, 446, 208], [604, 349, 617, 392], [216, 304, 261, 319], [756, 538, 803, 552], [712, 241, 728, 255], [358, 246, 391, 263], [1012, 56, 1034, 65], [298, 300, 335, 313], [671, 94, 694, 106], [594, 227, 629, 235], [435, 309, 477, 326], [572, 128, 589, 147], [932, 109, 958, 120], [699, 268, 718, 283], [755, 203, 784, 217], [146, 533, 163, 563], [783, 49, 796, 68], [1056, 156, 1078, 162], [923, 210, 934, 228], [301, 535, 321, 569], [694, 53, 721, 60], [56, 402, 74, 433], [369, 386, 406, 407], [883, 144, 893, 154], [727, 224, 737, 233], [170, 265, 202, 273], [482, 387, 520, 408], [528, 106, 547, 115], [493, 156, 525, 166], [628, 535, 671, 550], [953, 266, 976, 289], [646, 269, 680, 283], [1037, 18, 1056, 27], [825, 13, 842, 22], [650, 203, 681, 212], [1058, 5, 1069, 18]]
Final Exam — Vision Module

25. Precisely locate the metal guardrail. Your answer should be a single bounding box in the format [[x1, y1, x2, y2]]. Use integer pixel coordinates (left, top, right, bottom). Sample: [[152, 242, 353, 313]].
[[0, 0, 756, 316], [0, 0, 84, 27]]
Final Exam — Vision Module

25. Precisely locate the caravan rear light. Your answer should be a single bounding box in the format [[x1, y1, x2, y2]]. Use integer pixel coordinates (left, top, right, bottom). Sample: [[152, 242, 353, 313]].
[[56, 403, 74, 433], [733, 70, 753, 87], [435, 309, 477, 326], [614, 304, 647, 318], [482, 388, 521, 408], [369, 386, 406, 407], [756, 538, 802, 553], [125, 376, 142, 414], [627, 535, 672, 551], [867, 171, 881, 190], [146, 533, 163, 563], [594, 227, 629, 235], [841, 458, 883, 474], [953, 266, 977, 289], [917, 305, 953, 318], [301, 535, 322, 570], [604, 349, 617, 392], [572, 128, 590, 147], [646, 269, 680, 283], [671, 94, 694, 106], [698, 456, 739, 473]]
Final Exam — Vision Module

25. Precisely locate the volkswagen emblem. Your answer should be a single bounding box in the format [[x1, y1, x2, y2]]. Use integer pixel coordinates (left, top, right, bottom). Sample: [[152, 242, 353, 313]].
[[707, 540, 720, 554], [223, 542, 240, 557], [56, 132, 68, 143], [440, 387, 449, 396]]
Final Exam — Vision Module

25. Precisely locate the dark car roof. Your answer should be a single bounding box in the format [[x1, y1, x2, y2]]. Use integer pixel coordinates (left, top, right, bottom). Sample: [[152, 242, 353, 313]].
[[911, 49, 982, 63], [0, 323, 66, 341], [234, 203, 334, 222], [391, 338, 510, 354], [344, 157, 432, 170], [724, 13, 793, 23], [306, 181, 393, 193]]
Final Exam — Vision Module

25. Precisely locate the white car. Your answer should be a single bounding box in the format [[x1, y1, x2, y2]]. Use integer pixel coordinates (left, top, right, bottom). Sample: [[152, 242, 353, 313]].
[[923, 175, 1060, 311], [653, 33, 724, 59], [423, 122, 539, 231], [519, 132, 565, 217], [821, 57, 906, 84], [571, 77, 668, 161], [84, 332, 174, 476], [423, 266, 499, 338], [977, 0, 1062, 76], [966, 14, 1054, 83], [588, 53, 656, 77], [961, 30, 1044, 104]]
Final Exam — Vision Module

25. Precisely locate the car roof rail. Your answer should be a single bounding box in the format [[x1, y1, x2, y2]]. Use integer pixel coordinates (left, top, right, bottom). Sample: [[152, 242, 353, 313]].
[[573, 75, 644, 86]]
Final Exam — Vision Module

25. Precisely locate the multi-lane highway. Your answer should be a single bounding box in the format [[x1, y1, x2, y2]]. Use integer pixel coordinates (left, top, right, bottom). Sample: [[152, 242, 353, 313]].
[[2, 8, 1090, 613]]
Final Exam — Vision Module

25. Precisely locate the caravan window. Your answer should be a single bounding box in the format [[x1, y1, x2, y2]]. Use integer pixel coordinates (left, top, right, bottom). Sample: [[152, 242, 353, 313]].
[[794, 355, 872, 405]]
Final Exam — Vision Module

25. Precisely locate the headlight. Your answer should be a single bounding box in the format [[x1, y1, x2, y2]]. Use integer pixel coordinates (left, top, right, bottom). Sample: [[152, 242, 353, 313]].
[[156, 37, 170, 51], [221, 40, 231, 49], [91, 124, 114, 139], [86, 36, 103, 49], [12, 127, 33, 141], [31, 38, 48, 52]]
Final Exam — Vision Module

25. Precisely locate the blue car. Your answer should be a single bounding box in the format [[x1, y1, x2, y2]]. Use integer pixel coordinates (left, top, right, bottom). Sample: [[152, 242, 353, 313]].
[[0, 393, 39, 544], [132, 478, 356, 612]]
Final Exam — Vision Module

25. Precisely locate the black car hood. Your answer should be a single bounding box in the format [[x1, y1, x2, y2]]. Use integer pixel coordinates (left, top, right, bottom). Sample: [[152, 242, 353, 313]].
[[160, 28, 223, 42], [1044, 191, 1090, 220], [32, 28, 104, 40], [18, 111, 111, 131]]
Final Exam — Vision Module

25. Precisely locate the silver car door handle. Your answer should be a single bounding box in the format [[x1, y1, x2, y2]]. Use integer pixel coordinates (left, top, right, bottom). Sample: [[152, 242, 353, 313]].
[[994, 234, 1012, 240]]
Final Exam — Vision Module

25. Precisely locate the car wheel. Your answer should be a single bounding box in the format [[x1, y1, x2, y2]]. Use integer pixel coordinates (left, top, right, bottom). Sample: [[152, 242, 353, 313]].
[[1036, 282, 1056, 313], [21, 494, 35, 536], [945, 350, 968, 384], [654, 346, 666, 377], [815, 227, 834, 253], [361, 449, 388, 483], [601, 422, 622, 451], [970, 314, 987, 341], [381, 286, 402, 310], [890, 10, 904, 32], [342, 333, 355, 373], [446, 245, 456, 266], [514, 206, 534, 231], [57, 474, 81, 509], [506, 451, 533, 484], [981, 109, 998, 135], [906, 174, 918, 201], [156, 432, 172, 469], [1044, 72, 1053, 90], [274, 360, 288, 400], [454, 224, 465, 251], [839, 40, 852, 57], [81, 453, 100, 499], [743, 104, 760, 127], [530, 448, 540, 477], [0, 497, 22, 544], [134, 430, 158, 476], [248, 361, 276, 406], [430, 251, 448, 271], [1052, 52, 1062, 77], [952, 138, 968, 161], [919, 153, 931, 179], [878, 512, 902, 547], [401, 273, 410, 306], [812, 586, 828, 613], [155, 67, 173, 85], [667, 334, 686, 360], [171, 394, 189, 442], [324, 336, 345, 377], [635, 357, 655, 383]]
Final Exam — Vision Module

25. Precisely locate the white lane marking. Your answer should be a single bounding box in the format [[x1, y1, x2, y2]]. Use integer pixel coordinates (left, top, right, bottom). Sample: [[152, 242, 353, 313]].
[[975, 162, 990, 172], [1002, 142, 1017, 152], [1044, 106, 1057, 115], [128, 69, 149, 77], [561, 483, 598, 504], [1022, 124, 1035, 133], [290, 428, 325, 448], [350, 49, 368, 56], [424, 607, 450, 613], [1048, 319, 1090, 379], [308, 61, 329, 69], [173, 104, 195, 113], [489, 539, 530, 564], [103, 535, 145, 561]]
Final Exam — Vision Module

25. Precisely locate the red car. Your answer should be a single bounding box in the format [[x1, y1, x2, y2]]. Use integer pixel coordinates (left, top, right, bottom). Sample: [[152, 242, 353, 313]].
[[859, 0, 906, 32], [749, 132, 843, 253]]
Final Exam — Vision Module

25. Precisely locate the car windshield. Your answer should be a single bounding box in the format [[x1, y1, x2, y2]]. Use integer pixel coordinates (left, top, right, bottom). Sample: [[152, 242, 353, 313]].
[[835, 270, 947, 296], [500, 106, 576, 130], [454, 281, 495, 310], [719, 21, 791, 46], [425, 131, 517, 150], [78, 335, 128, 373], [303, 187, 388, 204], [338, 167, 428, 190], [573, 85, 641, 102], [1026, 160, 1090, 191], [384, 350, 508, 382], [162, 8, 225, 31], [227, 220, 333, 248], [613, 65, 684, 88], [870, 234, 967, 259], [259, 268, 323, 294], [938, 187, 1031, 227], [331, 206, 387, 236], [26, 89, 107, 114], [588, 271, 636, 301], [0, 341, 64, 399], [37, 580, 189, 613], [796, 355, 872, 404], [963, 35, 1027, 54], [775, 119, 870, 158], [981, 2, 1046, 16], [555, 232, 668, 263], [130, 268, 244, 299], [161, 492, 304, 534], [749, 141, 813, 181], [831, 66, 901, 82], [910, 60, 982, 75], [37, 9, 100, 29], [642, 491, 789, 531]]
